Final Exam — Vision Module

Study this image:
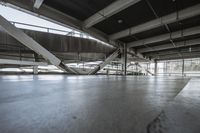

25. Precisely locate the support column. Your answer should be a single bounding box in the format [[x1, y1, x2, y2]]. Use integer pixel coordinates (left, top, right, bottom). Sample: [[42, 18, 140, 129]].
[[136, 63, 138, 75], [123, 43, 127, 76], [182, 59, 185, 76], [33, 66, 38, 74], [154, 60, 158, 76], [34, 52, 39, 62], [147, 63, 149, 75], [165, 61, 168, 74], [33, 52, 39, 75], [106, 69, 109, 75]]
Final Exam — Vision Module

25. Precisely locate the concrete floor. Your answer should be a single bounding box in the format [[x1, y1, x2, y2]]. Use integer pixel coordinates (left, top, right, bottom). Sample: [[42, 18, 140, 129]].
[[0, 75, 199, 133]]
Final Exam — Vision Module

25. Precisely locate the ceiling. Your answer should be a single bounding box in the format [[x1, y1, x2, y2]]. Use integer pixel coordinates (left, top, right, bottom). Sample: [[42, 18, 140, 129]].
[[2, 0, 200, 61], [42, 0, 200, 60]]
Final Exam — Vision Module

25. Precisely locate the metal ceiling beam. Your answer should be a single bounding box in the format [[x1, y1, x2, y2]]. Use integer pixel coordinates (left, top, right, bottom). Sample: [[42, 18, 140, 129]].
[[83, 0, 141, 28], [138, 38, 200, 53], [2, 0, 151, 61], [0, 59, 47, 66], [128, 26, 200, 48], [109, 4, 200, 40], [33, 0, 44, 9], [2, 0, 114, 46], [0, 15, 77, 74], [145, 46, 200, 57]]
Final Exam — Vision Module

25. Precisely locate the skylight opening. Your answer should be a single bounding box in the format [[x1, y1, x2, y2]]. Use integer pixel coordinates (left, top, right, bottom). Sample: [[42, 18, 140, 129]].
[[0, 4, 113, 47]]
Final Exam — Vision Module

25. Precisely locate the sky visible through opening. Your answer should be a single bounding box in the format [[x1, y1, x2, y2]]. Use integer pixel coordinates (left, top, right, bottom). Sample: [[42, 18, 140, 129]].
[[0, 4, 184, 74], [0, 4, 105, 72], [0, 4, 72, 32], [0, 4, 111, 46]]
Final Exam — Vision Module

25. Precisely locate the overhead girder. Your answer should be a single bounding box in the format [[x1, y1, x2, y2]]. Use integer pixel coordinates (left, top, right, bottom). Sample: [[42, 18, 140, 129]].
[[109, 4, 200, 40], [127, 26, 200, 48], [1, 0, 154, 62], [2, 0, 113, 46], [83, 0, 141, 28], [145, 46, 200, 57], [137, 38, 200, 53]]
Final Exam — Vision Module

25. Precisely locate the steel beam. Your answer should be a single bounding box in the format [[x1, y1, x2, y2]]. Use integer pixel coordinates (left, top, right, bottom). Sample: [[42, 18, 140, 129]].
[[109, 4, 200, 40], [128, 26, 200, 48], [0, 15, 77, 73], [135, 62, 154, 75], [146, 51, 184, 57], [124, 44, 127, 75], [2, 0, 114, 46], [2, 0, 150, 61], [0, 15, 61, 66], [138, 38, 200, 53], [83, 0, 141, 28], [88, 49, 120, 75], [33, 0, 44, 9], [0, 59, 47, 66]]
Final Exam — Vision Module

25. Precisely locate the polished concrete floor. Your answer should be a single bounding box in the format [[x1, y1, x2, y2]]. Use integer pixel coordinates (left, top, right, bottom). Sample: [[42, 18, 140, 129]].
[[0, 75, 199, 133]]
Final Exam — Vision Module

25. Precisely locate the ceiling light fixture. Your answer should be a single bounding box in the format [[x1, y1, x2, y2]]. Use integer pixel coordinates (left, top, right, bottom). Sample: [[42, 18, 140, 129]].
[[117, 19, 123, 24]]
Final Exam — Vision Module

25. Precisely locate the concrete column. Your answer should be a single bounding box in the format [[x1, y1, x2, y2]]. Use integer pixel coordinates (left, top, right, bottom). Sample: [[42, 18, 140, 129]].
[[154, 60, 158, 76], [165, 61, 168, 74], [33, 66, 38, 74], [116, 64, 118, 75], [123, 44, 127, 76], [34, 52, 39, 75], [182, 59, 185, 76], [136, 63, 138, 75], [106, 69, 109, 75], [147, 63, 149, 75]]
